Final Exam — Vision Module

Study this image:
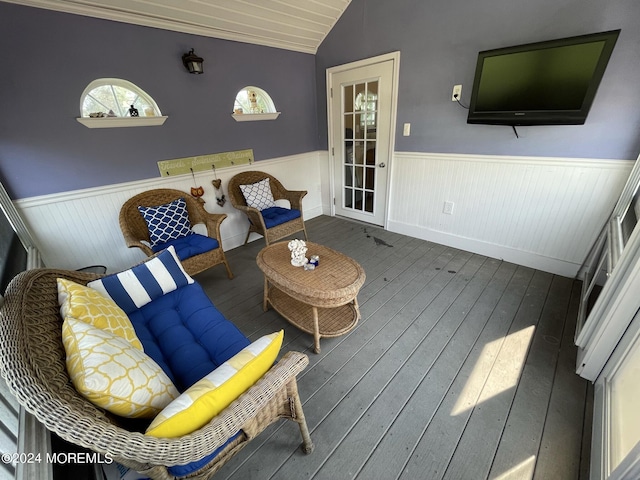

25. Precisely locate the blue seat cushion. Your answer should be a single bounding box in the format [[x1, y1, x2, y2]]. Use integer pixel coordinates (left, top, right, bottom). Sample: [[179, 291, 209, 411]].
[[167, 431, 241, 477], [152, 233, 219, 261], [260, 206, 301, 229], [127, 282, 250, 391]]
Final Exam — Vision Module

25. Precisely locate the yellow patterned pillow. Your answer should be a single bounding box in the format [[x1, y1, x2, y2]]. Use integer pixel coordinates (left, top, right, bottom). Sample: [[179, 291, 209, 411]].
[[146, 330, 284, 438], [57, 278, 142, 350], [62, 317, 179, 418]]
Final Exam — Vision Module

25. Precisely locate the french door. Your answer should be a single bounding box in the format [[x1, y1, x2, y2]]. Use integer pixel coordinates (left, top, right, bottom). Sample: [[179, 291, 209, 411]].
[[327, 53, 399, 226]]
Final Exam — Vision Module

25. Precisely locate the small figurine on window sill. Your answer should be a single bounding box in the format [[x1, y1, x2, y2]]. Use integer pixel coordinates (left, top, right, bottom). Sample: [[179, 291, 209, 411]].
[[129, 105, 139, 117], [248, 90, 260, 114]]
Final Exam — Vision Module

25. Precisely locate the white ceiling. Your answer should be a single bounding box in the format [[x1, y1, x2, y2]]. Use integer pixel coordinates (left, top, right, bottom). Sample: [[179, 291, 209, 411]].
[[4, 0, 352, 54]]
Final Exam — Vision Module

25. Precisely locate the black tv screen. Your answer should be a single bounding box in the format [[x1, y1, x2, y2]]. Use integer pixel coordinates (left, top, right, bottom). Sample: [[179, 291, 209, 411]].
[[467, 30, 620, 126]]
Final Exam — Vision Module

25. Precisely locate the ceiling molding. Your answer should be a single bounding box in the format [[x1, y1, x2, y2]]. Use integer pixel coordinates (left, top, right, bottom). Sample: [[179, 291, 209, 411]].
[[2, 0, 352, 54]]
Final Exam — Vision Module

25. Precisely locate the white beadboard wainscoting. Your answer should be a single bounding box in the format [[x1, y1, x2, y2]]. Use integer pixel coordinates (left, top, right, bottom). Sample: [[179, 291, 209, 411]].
[[13, 150, 633, 278], [387, 152, 634, 278], [14, 152, 326, 273]]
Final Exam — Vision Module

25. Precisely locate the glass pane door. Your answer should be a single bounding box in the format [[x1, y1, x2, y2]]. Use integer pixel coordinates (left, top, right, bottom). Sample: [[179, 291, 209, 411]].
[[343, 80, 378, 214], [329, 55, 395, 227]]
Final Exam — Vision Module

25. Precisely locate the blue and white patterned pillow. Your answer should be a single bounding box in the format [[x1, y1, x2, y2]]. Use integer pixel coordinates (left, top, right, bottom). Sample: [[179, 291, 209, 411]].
[[239, 178, 276, 211], [138, 197, 193, 247], [88, 246, 194, 314]]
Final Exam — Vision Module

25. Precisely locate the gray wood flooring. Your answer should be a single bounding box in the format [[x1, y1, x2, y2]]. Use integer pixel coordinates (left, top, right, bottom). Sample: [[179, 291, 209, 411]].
[[195, 216, 592, 480]]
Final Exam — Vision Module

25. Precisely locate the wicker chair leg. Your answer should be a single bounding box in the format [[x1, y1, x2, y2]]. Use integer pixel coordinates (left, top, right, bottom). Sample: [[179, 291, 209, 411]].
[[296, 407, 314, 454], [289, 385, 314, 454], [223, 259, 234, 279], [244, 227, 252, 245]]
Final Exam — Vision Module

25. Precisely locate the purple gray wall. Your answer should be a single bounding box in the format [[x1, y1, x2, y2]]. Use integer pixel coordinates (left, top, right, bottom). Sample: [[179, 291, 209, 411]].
[[0, 3, 318, 199], [316, 0, 640, 159], [3, 1, 640, 200]]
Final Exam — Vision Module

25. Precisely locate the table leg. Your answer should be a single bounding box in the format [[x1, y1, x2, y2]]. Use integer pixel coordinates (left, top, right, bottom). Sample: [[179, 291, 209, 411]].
[[312, 306, 321, 354], [354, 297, 361, 320], [263, 276, 269, 312]]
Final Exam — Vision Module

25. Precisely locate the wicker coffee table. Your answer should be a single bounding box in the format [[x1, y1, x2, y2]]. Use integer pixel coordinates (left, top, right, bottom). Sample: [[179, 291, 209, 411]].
[[256, 241, 366, 353]]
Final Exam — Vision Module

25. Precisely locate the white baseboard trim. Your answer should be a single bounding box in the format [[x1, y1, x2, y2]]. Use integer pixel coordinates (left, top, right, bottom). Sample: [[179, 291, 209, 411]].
[[388, 220, 581, 277]]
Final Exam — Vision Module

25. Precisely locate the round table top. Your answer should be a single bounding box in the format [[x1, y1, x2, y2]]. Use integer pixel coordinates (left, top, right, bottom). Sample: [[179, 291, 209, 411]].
[[256, 241, 365, 303]]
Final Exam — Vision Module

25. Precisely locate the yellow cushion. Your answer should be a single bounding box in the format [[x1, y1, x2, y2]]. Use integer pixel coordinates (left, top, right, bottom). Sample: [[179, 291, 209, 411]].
[[146, 330, 284, 438], [57, 278, 142, 350], [62, 317, 179, 418]]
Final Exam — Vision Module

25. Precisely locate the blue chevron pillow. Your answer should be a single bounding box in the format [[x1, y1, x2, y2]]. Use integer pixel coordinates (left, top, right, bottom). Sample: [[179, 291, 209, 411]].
[[138, 197, 193, 247]]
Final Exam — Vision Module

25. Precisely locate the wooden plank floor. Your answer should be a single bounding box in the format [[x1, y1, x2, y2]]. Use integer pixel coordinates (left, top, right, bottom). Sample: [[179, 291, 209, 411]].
[[195, 216, 592, 480]]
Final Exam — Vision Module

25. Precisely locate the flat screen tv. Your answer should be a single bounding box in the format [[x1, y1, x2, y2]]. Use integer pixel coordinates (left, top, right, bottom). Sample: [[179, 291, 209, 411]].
[[467, 30, 620, 126]]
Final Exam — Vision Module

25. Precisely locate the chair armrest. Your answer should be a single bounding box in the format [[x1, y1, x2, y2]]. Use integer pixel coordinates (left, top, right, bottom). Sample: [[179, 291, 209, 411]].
[[111, 351, 309, 467], [122, 234, 154, 256], [202, 212, 227, 241], [234, 204, 267, 229], [282, 190, 307, 211], [222, 350, 308, 423], [185, 351, 309, 451]]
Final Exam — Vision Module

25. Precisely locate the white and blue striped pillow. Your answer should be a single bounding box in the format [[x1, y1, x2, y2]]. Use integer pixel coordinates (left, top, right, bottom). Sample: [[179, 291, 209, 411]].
[[88, 246, 194, 314]]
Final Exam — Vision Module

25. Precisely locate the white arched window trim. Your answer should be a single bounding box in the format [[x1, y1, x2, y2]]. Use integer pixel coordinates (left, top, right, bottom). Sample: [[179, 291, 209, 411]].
[[232, 86, 280, 122], [77, 78, 167, 128]]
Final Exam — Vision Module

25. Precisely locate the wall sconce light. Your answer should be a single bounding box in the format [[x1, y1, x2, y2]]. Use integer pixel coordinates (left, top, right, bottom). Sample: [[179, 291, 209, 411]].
[[182, 48, 204, 74]]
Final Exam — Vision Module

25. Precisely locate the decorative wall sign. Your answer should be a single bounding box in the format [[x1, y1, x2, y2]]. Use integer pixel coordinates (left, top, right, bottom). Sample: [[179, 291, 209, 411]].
[[157, 149, 253, 177]]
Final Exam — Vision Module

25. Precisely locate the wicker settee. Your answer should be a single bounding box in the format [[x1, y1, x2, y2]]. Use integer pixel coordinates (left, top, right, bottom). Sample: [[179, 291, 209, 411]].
[[0, 268, 313, 479]]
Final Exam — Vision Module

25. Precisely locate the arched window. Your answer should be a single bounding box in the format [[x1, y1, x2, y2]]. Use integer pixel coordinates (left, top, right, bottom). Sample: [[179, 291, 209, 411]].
[[80, 78, 162, 118], [233, 86, 276, 114]]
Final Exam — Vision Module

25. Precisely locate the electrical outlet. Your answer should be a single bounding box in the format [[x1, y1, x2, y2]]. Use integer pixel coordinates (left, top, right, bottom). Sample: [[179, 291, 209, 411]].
[[452, 84, 462, 102], [443, 201, 454, 215], [403, 123, 411, 136]]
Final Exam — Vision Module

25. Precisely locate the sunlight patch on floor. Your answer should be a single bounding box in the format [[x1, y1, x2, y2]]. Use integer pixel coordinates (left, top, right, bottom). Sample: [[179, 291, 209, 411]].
[[491, 455, 537, 480], [451, 326, 536, 417]]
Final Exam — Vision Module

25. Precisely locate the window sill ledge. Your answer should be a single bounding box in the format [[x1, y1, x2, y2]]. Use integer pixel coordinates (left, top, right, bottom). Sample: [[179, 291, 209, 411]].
[[76, 116, 168, 128], [232, 112, 280, 122]]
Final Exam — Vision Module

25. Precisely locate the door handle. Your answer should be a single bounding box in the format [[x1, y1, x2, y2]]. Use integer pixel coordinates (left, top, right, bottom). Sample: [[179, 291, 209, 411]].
[[378, 162, 386, 168]]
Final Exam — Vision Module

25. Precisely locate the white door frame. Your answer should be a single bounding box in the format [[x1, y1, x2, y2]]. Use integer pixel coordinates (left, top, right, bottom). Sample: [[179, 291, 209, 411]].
[[576, 153, 640, 381], [591, 304, 640, 480], [326, 51, 401, 228]]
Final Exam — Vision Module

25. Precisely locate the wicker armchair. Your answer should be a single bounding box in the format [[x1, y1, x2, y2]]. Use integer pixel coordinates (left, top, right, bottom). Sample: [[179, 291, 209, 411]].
[[0, 268, 313, 480], [120, 189, 233, 278], [228, 171, 308, 246]]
